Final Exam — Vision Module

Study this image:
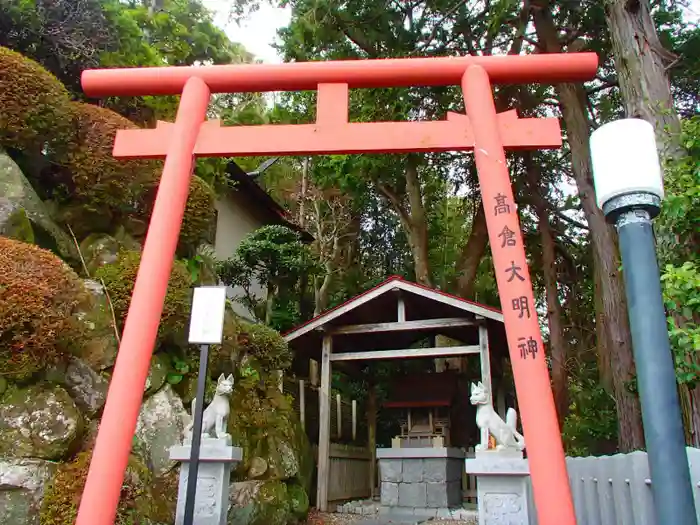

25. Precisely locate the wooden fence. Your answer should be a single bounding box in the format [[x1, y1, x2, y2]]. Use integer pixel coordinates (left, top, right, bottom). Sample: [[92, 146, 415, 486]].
[[327, 443, 373, 504], [283, 377, 363, 445]]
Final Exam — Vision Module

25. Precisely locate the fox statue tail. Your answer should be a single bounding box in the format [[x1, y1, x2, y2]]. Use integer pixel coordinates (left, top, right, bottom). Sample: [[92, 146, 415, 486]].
[[506, 408, 526, 450], [506, 407, 518, 431]]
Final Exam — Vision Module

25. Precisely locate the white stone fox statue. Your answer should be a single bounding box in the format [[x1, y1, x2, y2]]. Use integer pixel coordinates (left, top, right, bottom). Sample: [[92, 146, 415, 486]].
[[184, 373, 234, 440], [470, 381, 525, 451]]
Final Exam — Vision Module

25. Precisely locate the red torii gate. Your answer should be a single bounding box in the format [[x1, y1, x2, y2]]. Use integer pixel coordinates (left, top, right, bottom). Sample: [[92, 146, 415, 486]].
[[76, 53, 598, 525]]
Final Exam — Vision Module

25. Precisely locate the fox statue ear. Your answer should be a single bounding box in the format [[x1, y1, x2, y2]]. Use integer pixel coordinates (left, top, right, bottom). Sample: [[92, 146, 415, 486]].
[[478, 381, 484, 388], [218, 373, 225, 383], [470, 382, 476, 392], [226, 374, 234, 382]]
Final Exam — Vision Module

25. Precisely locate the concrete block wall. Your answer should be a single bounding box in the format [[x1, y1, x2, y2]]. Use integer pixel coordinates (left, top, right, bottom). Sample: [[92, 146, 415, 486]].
[[527, 447, 700, 525]]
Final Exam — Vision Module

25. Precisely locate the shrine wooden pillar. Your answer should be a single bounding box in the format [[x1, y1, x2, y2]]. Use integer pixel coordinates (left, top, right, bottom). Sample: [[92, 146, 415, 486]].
[[317, 333, 332, 511]]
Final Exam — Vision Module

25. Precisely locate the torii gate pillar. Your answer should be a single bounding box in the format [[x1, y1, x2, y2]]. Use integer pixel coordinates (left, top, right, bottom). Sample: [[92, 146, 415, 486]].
[[74, 53, 598, 525]]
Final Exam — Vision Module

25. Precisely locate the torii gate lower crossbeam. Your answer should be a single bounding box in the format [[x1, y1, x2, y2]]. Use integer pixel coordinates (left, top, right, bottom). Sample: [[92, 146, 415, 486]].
[[74, 53, 598, 525]]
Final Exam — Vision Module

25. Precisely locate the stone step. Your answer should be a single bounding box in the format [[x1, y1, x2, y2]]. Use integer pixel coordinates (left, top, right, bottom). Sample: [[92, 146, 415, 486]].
[[355, 517, 420, 525]]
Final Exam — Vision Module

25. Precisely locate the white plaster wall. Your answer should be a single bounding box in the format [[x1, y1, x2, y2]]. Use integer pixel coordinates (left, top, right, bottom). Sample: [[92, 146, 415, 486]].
[[214, 191, 267, 321]]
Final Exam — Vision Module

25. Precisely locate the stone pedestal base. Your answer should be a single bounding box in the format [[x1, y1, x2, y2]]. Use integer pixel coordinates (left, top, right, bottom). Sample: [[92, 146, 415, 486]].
[[169, 436, 242, 525], [464, 449, 530, 525], [377, 447, 464, 510]]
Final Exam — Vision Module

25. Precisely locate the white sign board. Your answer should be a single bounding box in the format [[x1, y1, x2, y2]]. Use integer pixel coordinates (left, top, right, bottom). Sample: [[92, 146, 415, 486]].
[[188, 286, 227, 345]]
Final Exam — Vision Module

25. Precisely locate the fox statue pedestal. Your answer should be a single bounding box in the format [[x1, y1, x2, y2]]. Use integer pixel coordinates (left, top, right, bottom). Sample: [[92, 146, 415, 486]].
[[465, 449, 531, 525], [170, 436, 242, 525], [467, 382, 531, 524]]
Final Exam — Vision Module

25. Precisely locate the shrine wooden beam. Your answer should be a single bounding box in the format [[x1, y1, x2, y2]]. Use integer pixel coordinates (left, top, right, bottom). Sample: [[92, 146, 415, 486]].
[[330, 317, 477, 335], [329, 345, 480, 362]]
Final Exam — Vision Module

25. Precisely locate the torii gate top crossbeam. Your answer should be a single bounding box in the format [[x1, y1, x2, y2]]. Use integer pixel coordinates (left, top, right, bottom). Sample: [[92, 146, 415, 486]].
[[81, 53, 598, 96]]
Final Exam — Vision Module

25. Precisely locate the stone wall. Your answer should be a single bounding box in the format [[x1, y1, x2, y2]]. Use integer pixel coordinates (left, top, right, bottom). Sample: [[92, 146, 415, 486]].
[[377, 448, 464, 510]]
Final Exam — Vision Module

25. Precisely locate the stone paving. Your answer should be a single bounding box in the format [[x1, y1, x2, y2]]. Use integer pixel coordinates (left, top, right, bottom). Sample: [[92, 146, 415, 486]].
[[336, 498, 477, 523]]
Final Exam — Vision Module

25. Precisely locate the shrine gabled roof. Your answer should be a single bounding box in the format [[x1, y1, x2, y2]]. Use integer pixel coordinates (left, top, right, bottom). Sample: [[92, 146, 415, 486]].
[[283, 275, 503, 344]]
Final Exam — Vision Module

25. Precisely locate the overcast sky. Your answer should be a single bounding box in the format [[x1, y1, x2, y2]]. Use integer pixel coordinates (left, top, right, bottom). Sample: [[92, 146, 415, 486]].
[[204, 1, 700, 64], [201, 2, 291, 63]]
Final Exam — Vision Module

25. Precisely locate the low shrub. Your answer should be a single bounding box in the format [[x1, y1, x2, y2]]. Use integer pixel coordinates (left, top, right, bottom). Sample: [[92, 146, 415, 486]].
[[0, 46, 73, 152], [0, 237, 85, 380]]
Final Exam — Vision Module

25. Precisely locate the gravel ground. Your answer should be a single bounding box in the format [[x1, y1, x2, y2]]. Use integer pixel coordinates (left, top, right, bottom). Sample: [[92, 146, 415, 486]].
[[305, 509, 477, 525]]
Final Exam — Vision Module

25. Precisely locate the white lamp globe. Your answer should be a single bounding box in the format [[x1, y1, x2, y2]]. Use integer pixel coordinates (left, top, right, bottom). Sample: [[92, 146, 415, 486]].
[[589, 118, 664, 211]]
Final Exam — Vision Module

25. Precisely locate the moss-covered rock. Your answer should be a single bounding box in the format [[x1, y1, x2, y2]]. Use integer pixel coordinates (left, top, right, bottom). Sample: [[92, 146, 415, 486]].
[[134, 385, 188, 477], [0, 384, 82, 460], [80, 233, 120, 274], [94, 250, 193, 344], [66, 279, 120, 371], [0, 147, 78, 261], [144, 353, 169, 396], [229, 480, 294, 525], [205, 315, 313, 504], [0, 458, 58, 525], [0, 237, 85, 381], [39, 450, 166, 525], [0, 47, 73, 152], [79, 231, 142, 276], [287, 482, 310, 519], [3, 208, 34, 243], [45, 357, 109, 418]]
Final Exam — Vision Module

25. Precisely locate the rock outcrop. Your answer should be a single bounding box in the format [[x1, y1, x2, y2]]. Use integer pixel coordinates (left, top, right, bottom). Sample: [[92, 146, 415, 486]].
[[0, 384, 82, 460], [0, 459, 57, 525], [134, 384, 189, 477], [0, 148, 76, 260]]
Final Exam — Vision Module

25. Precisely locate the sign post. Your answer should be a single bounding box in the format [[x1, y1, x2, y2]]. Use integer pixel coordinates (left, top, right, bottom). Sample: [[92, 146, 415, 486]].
[[183, 286, 228, 525]]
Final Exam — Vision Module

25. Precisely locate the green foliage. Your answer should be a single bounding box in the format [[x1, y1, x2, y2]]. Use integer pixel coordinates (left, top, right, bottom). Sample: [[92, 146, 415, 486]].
[[217, 225, 319, 327], [658, 116, 700, 387], [94, 250, 192, 343], [662, 262, 700, 385], [179, 176, 216, 256], [562, 375, 619, 457], [58, 103, 160, 238], [0, 46, 73, 152], [0, 237, 85, 380], [0, 0, 123, 94]]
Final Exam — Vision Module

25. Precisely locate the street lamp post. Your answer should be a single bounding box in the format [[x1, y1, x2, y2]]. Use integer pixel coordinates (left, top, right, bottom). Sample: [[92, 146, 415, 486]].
[[590, 118, 697, 524]]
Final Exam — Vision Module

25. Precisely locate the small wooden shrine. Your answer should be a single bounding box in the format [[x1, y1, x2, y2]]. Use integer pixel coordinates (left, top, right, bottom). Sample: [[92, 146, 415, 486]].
[[384, 371, 460, 448], [282, 275, 508, 512]]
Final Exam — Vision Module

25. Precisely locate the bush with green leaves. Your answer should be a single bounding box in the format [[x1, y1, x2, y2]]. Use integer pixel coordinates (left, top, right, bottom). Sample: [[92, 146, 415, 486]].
[[658, 116, 700, 387], [217, 225, 319, 327]]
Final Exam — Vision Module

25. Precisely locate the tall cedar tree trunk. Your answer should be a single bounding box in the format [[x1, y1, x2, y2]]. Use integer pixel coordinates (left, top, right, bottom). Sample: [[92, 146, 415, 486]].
[[606, 0, 700, 445], [525, 156, 569, 426], [455, 204, 488, 298], [604, 0, 683, 162], [378, 156, 432, 287], [532, 3, 646, 451]]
